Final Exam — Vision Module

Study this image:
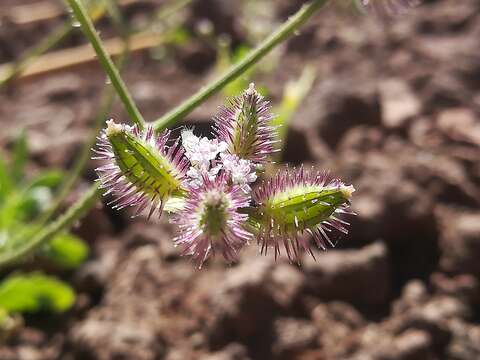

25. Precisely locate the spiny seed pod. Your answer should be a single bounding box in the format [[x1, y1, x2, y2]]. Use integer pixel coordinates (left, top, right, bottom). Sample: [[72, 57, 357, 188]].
[[358, 0, 421, 16], [171, 173, 252, 268], [252, 166, 355, 262], [213, 83, 278, 164], [93, 120, 189, 218]]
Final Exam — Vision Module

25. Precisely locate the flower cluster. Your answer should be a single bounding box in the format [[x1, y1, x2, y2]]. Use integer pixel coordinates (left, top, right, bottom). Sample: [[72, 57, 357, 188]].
[[94, 84, 355, 267]]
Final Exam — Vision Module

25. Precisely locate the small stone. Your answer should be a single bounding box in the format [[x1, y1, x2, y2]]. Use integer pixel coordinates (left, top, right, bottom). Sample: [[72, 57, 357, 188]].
[[272, 318, 317, 356], [380, 78, 421, 128]]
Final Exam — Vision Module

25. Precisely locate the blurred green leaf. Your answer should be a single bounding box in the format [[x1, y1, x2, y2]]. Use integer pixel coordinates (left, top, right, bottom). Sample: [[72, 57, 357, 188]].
[[10, 132, 28, 183], [17, 187, 52, 221], [272, 65, 317, 146], [27, 170, 64, 190], [0, 156, 12, 202], [41, 233, 89, 269], [0, 273, 75, 313], [170, 26, 190, 45]]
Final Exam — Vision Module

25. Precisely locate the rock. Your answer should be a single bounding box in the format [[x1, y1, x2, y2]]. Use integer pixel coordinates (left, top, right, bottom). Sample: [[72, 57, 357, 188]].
[[312, 301, 365, 330], [268, 263, 306, 309], [69, 245, 191, 359], [392, 280, 429, 315], [437, 208, 480, 276], [350, 329, 434, 360], [297, 73, 381, 148], [304, 242, 390, 306], [311, 301, 365, 356], [437, 108, 480, 146], [272, 318, 317, 357], [71, 318, 164, 360], [383, 330, 433, 360], [430, 273, 480, 304], [446, 320, 480, 360], [202, 343, 251, 360], [205, 257, 306, 348], [380, 78, 421, 128]]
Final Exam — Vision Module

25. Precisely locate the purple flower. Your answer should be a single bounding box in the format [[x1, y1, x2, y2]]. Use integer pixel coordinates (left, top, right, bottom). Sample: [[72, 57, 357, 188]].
[[93, 120, 189, 219], [252, 166, 355, 262], [171, 173, 252, 268], [213, 83, 278, 165]]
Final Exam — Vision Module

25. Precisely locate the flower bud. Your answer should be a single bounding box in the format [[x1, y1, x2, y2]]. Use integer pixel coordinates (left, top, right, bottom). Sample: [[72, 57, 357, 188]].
[[252, 166, 355, 262], [213, 83, 278, 164], [93, 120, 189, 218], [171, 173, 252, 268]]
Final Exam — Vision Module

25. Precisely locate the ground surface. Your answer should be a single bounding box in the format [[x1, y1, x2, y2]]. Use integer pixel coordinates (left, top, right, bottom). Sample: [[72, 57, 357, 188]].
[[1, 0, 480, 359]]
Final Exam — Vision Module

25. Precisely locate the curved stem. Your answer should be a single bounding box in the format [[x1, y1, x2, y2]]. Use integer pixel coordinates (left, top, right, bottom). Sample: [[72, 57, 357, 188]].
[[66, 0, 146, 129], [37, 0, 130, 225], [152, 0, 329, 131], [37, 54, 127, 225], [0, 184, 101, 268]]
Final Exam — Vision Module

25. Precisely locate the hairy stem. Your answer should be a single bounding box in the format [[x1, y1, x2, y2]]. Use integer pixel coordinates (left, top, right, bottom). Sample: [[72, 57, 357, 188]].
[[66, 0, 145, 129], [37, 0, 130, 224], [0, 184, 101, 268], [152, 0, 329, 131]]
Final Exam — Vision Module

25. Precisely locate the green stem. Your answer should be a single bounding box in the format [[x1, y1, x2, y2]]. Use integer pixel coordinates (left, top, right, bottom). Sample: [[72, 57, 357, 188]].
[[0, 184, 101, 268], [152, 0, 329, 131], [66, 0, 146, 129], [38, 54, 128, 225], [37, 0, 130, 225]]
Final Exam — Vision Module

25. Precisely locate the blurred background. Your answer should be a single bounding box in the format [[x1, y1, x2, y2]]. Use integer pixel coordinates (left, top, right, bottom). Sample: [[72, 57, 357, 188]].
[[0, 0, 480, 359]]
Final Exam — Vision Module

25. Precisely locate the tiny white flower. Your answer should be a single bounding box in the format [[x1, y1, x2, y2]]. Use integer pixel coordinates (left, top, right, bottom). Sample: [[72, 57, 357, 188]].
[[220, 154, 257, 192], [181, 129, 200, 156], [181, 129, 228, 170]]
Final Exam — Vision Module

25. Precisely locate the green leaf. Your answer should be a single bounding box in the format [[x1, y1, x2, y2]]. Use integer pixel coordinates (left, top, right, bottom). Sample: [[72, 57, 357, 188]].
[[41, 233, 89, 269], [10, 131, 28, 183], [0, 155, 12, 202], [26, 170, 64, 190], [0, 273, 75, 313], [272, 65, 316, 145]]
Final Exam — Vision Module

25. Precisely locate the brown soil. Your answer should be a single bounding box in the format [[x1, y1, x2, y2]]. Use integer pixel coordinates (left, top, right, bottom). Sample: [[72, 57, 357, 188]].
[[1, 0, 480, 359]]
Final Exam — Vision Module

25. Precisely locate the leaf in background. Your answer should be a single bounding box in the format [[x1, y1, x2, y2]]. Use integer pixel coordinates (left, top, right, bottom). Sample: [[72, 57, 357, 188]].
[[0, 156, 12, 203], [272, 65, 317, 148], [0, 273, 75, 313], [170, 26, 190, 45], [26, 170, 64, 190], [10, 131, 28, 183], [41, 233, 89, 269], [13, 171, 63, 221], [17, 187, 52, 221]]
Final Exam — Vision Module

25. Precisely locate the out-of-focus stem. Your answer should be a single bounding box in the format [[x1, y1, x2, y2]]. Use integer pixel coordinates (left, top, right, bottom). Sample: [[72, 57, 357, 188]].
[[152, 0, 329, 131], [0, 184, 101, 268], [66, 0, 146, 129]]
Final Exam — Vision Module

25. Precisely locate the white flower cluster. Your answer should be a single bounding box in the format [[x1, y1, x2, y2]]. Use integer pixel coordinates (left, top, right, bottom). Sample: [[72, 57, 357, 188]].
[[181, 129, 257, 191]]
